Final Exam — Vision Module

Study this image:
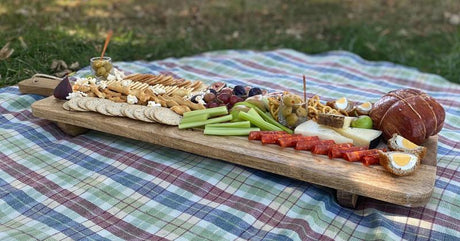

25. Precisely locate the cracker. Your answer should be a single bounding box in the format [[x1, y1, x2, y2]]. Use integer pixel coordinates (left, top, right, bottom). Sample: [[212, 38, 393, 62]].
[[84, 98, 104, 112], [144, 107, 160, 122], [122, 105, 143, 120], [106, 102, 127, 117], [67, 97, 87, 111], [153, 107, 182, 126], [133, 106, 155, 123], [96, 102, 114, 116], [62, 101, 71, 111]]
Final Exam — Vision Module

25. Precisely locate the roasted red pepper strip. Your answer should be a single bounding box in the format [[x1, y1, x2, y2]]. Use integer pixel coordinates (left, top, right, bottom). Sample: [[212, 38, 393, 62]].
[[295, 139, 335, 151], [312, 143, 352, 155], [328, 146, 367, 159], [248, 131, 286, 140], [261, 134, 296, 144], [362, 154, 380, 166], [278, 136, 319, 148], [344, 149, 385, 162]]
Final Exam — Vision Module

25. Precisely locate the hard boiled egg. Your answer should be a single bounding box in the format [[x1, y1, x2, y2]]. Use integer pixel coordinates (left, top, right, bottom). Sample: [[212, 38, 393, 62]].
[[387, 134, 427, 159], [356, 101, 372, 115], [378, 151, 420, 176]]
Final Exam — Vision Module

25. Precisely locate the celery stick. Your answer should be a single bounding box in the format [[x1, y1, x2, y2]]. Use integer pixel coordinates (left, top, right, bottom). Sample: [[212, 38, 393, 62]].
[[238, 111, 282, 131], [180, 113, 209, 123], [206, 121, 251, 128], [179, 114, 233, 129], [235, 101, 293, 134], [247, 108, 265, 122], [183, 106, 228, 118], [204, 127, 260, 136]]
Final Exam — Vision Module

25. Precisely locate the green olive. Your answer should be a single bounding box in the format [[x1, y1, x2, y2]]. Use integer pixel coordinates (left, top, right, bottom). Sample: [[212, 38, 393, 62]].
[[286, 113, 299, 127], [93, 60, 104, 68], [104, 62, 112, 72], [96, 67, 106, 76], [281, 106, 293, 117], [296, 106, 308, 117], [283, 95, 295, 107]]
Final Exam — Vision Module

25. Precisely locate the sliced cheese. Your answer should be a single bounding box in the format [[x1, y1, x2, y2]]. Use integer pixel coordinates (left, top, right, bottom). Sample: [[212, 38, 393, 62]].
[[294, 120, 353, 144], [334, 127, 382, 148], [317, 113, 355, 129]]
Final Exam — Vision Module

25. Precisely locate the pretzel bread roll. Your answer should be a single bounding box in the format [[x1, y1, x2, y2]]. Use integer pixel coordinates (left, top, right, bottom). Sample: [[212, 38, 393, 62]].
[[369, 89, 445, 144]]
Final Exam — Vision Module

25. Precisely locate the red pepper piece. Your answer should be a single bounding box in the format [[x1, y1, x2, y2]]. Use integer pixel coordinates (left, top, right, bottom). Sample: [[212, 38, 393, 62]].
[[344, 149, 384, 162], [261, 134, 293, 145], [362, 154, 380, 166], [295, 139, 335, 151], [248, 131, 286, 140], [328, 146, 367, 159], [278, 136, 319, 148]]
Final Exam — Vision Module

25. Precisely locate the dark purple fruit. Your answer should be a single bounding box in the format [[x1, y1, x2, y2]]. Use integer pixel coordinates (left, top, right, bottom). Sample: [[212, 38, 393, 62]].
[[210, 82, 226, 92], [208, 89, 217, 95], [248, 87, 262, 97], [217, 93, 231, 104], [233, 85, 246, 96], [53, 77, 72, 100], [203, 93, 216, 103]]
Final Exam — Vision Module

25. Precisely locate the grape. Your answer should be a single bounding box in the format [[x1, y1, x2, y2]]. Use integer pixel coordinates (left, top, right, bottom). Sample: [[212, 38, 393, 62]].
[[203, 93, 216, 103], [248, 87, 262, 97], [233, 85, 246, 96], [220, 88, 233, 95], [206, 102, 219, 108], [229, 95, 244, 105], [208, 89, 217, 95], [217, 93, 231, 104]]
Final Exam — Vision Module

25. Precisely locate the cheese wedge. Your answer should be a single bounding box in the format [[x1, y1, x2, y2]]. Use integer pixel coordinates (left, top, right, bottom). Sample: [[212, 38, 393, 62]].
[[294, 120, 353, 144], [334, 127, 382, 148]]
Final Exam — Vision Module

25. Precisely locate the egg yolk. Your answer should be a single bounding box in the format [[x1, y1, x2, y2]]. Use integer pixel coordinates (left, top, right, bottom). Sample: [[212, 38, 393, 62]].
[[402, 138, 418, 149], [392, 153, 411, 166], [360, 102, 371, 109], [336, 97, 347, 104]]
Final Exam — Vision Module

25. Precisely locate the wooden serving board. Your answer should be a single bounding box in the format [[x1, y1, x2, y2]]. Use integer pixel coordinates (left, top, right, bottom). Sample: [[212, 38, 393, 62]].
[[31, 96, 438, 208]]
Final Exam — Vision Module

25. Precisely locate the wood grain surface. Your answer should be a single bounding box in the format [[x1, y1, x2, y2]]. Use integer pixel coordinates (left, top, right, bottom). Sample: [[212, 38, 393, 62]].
[[18, 77, 61, 97], [31, 96, 438, 207]]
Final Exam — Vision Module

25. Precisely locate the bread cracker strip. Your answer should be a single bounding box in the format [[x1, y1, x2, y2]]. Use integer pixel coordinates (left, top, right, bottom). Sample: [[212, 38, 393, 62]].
[[108, 95, 127, 103], [171, 96, 205, 110], [170, 105, 191, 115], [151, 95, 167, 107], [90, 85, 106, 98], [108, 82, 130, 95]]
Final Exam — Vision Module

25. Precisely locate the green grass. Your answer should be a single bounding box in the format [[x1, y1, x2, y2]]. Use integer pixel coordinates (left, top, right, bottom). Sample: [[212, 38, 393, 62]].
[[1, 0, 459, 87]]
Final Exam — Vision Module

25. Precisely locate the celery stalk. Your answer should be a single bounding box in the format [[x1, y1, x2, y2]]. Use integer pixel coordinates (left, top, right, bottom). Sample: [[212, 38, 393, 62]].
[[179, 114, 233, 129], [183, 106, 228, 118], [206, 121, 251, 128], [234, 101, 293, 133], [238, 111, 282, 131], [247, 108, 265, 122], [180, 113, 209, 123], [204, 127, 260, 136]]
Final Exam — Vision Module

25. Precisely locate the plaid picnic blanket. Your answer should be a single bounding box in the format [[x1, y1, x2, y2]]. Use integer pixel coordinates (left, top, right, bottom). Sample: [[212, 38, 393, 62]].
[[1, 49, 459, 240]]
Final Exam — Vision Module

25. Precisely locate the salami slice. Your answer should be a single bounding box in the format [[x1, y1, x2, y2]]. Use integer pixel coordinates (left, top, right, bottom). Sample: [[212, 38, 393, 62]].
[[312, 143, 352, 155], [278, 136, 319, 148], [328, 146, 367, 159], [260, 133, 294, 145], [295, 140, 335, 151], [362, 154, 380, 166], [344, 149, 384, 162], [248, 131, 286, 140]]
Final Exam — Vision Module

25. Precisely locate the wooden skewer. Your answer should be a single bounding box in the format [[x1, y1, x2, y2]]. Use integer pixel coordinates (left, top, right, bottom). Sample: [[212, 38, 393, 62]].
[[303, 75, 307, 103], [100, 30, 113, 59]]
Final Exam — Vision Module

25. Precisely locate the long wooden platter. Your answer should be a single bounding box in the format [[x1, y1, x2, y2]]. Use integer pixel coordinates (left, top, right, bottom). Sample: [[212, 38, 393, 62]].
[[31, 96, 437, 207]]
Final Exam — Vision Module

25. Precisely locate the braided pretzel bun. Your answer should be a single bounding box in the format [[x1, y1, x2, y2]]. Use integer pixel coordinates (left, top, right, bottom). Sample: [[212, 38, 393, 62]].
[[369, 89, 445, 145]]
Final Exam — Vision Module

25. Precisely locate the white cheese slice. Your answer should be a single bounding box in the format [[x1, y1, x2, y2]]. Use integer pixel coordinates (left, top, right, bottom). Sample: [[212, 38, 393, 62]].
[[334, 127, 382, 148], [294, 120, 353, 144]]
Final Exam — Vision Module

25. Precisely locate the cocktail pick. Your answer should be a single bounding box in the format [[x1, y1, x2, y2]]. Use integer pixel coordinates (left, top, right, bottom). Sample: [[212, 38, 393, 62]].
[[100, 30, 113, 59], [303, 75, 307, 103]]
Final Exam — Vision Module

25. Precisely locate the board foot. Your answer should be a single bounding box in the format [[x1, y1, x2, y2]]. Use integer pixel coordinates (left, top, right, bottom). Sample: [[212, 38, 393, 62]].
[[336, 190, 359, 208], [56, 122, 88, 136]]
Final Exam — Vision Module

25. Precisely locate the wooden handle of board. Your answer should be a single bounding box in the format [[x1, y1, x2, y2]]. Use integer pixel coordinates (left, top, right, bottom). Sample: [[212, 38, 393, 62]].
[[18, 77, 61, 96]]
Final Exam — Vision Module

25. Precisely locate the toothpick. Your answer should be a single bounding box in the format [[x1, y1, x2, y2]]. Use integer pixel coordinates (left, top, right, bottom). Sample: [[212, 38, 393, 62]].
[[100, 30, 113, 59]]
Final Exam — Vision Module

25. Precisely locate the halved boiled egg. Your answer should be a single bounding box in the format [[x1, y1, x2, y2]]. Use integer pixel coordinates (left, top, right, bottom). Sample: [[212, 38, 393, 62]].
[[378, 151, 420, 176], [356, 101, 372, 115], [387, 133, 427, 159], [328, 97, 354, 113]]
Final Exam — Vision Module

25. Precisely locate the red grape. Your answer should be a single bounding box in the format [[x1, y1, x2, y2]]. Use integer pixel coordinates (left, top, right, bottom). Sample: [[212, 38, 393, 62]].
[[217, 93, 231, 104], [206, 102, 219, 108], [229, 95, 244, 105], [220, 88, 233, 95]]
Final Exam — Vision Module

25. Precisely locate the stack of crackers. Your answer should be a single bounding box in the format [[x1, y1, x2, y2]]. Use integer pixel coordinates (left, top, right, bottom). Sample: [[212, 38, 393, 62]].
[[71, 73, 208, 115], [63, 97, 182, 126]]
